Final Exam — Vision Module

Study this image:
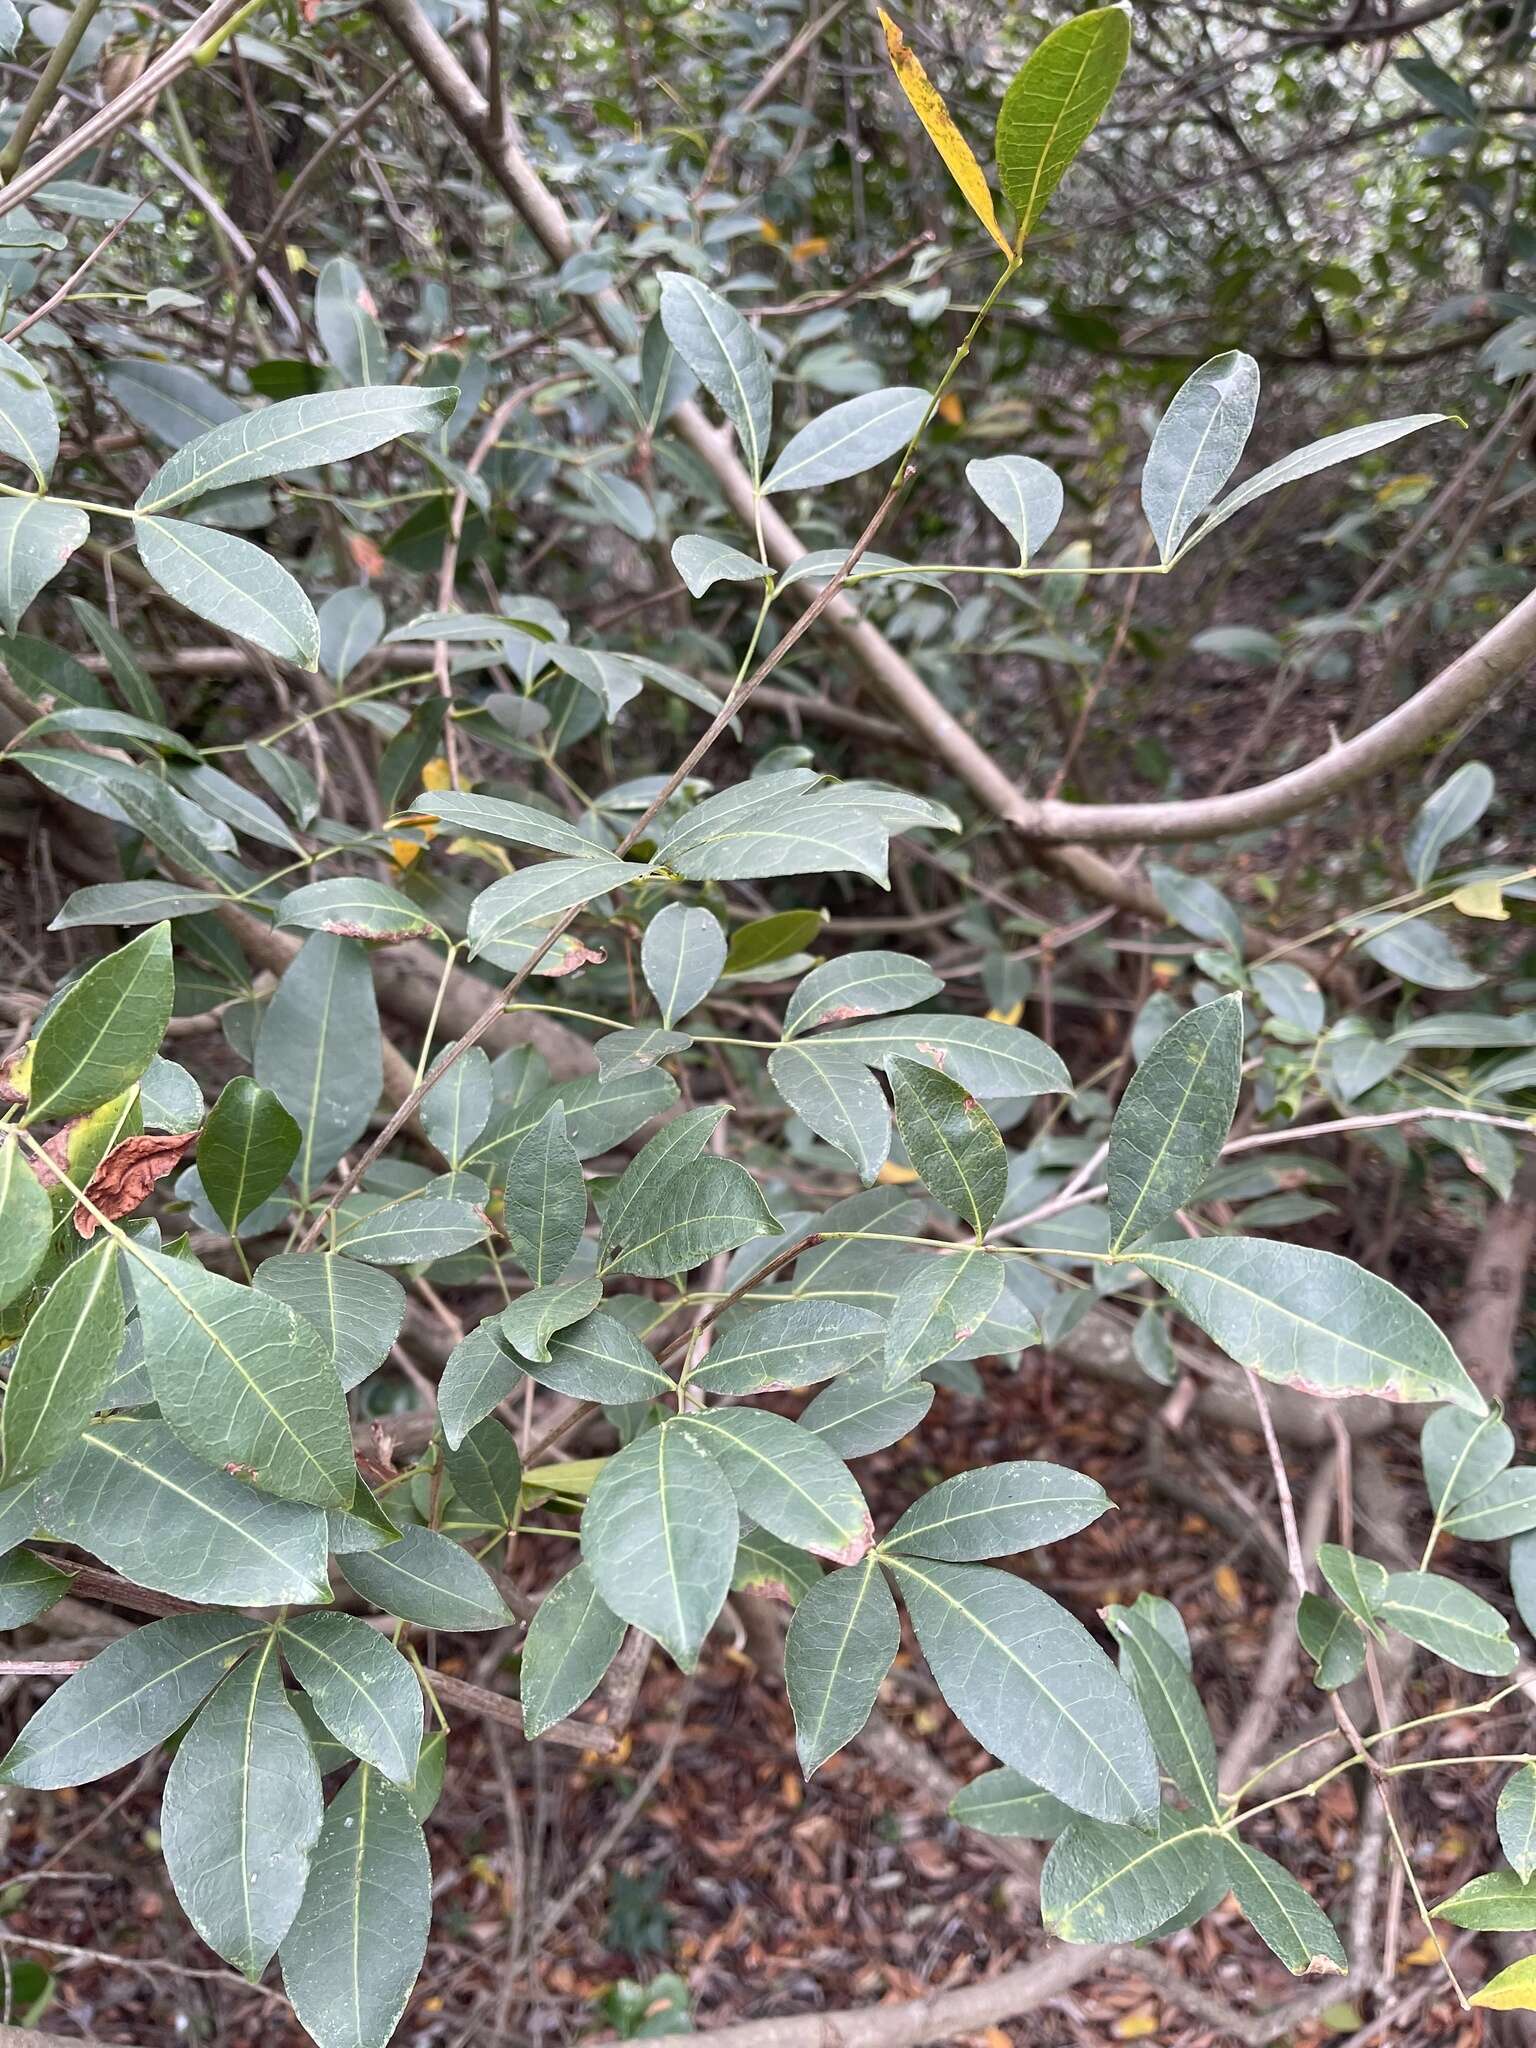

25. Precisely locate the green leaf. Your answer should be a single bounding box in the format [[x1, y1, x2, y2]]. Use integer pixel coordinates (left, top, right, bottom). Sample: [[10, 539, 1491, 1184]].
[[818, 1013, 1069, 1100], [1107, 993, 1243, 1249], [1296, 1593, 1366, 1691], [763, 387, 928, 494], [783, 951, 942, 1040], [1405, 761, 1494, 889], [1042, 1807, 1220, 1944], [1132, 1239, 1484, 1412], [726, 910, 825, 975], [0, 339, 58, 485], [255, 934, 381, 1197], [1354, 913, 1481, 991], [1439, 1868, 1536, 1931], [1140, 352, 1260, 562], [0, 1243, 124, 1485], [277, 878, 437, 944], [444, 1416, 522, 1528], [29, 923, 173, 1122], [278, 1612, 421, 1786], [1181, 414, 1451, 558], [679, 1409, 871, 1563], [883, 1250, 1004, 1385], [670, 534, 769, 598], [1421, 1405, 1513, 1517], [656, 783, 928, 887], [38, 1419, 329, 1605], [734, 1528, 822, 1607], [280, 1766, 431, 2048], [689, 1302, 884, 1396], [994, 3, 1131, 241], [582, 1423, 738, 1667], [0, 1547, 70, 1627], [658, 273, 773, 482], [253, 1254, 405, 1395], [767, 1044, 891, 1184], [642, 904, 726, 1028], [599, 1104, 728, 1262], [518, 1309, 672, 1403], [317, 586, 384, 684], [1444, 1469, 1536, 1542], [1375, 1569, 1516, 1674], [199, 1076, 300, 1230], [503, 1104, 586, 1286], [1106, 1604, 1220, 1814], [888, 1556, 1158, 1823], [162, 1638, 323, 1981], [496, 1274, 599, 1368], [133, 517, 320, 668], [0, 1612, 262, 1787], [539, 1066, 679, 1159], [595, 1027, 693, 1080], [783, 1554, 898, 1774], [1218, 1838, 1346, 1974], [134, 1247, 355, 1507], [139, 386, 454, 514], [801, 1364, 934, 1457], [0, 1139, 50, 1308], [965, 456, 1063, 565], [1148, 862, 1244, 955], [1498, 1768, 1536, 1884], [885, 1461, 1110, 1564], [314, 258, 390, 386], [335, 1181, 489, 1266], [0, 496, 85, 631], [888, 1056, 1006, 1234], [950, 1767, 1074, 1840], [419, 1046, 492, 1167], [437, 1322, 523, 1449], [52, 881, 227, 929], [408, 789, 604, 860], [519, 1561, 626, 1738], [600, 1157, 779, 1278], [466, 854, 642, 960], [1316, 1546, 1388, 1634], [338, 1525, 511, 1631]]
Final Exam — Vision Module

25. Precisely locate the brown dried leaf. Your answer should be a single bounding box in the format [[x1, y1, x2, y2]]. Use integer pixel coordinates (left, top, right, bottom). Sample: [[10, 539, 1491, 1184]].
[[75, 1130, 198, 1237]]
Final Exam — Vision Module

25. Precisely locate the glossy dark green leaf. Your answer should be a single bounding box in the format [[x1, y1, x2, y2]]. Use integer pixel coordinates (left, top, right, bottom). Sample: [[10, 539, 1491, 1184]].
[[689, 1302, 884, 1396], [29, 923, 173, 1122], [820, 1013, 1068, 1100], [1218, 1837, 1347, 1974], [1, 1242, 124, 1485], [783, 1555, 899, 1774], [888, 1056, 1007, 1233], [1421, 1405, 1513, 1518], [1107, 994, 1242, 1249], [886, 1461, 1110, 1563], [0, 1547, 70, 1627], [38, 1419, 330, 1605], [887, 1556, 1158, 1823], [1042, 1807, 1220, 1943], [598, 1104, 727, 1262], [0, 337, 58, 485], [503, 1104, 586, 1286], [255, 934, 381, 1196], [783, 952, 943, 1040], [950, 1767, 1074, 1840], [601, 1157, 778, 1279], [419, 1046, 492, 1167], [162, 1638, 323, 1979], [883, 1250, 1004, 1385], [582, 1423, 737, 1668], [199, 1076, 299, 1230], [438, 1322, 523, 1448], [279, 1612, 422, 1786], [334, 1182, 489, 1266], [0, 1139, 50, 1309], [280, 1765, 431, 2048], [679, 1408, 871, 1563], [444, 1416, 522, 1528], [339, 1525, 512, 1632], [1296, 1593, 1366, 1691], [253, 1253, 405, 1395], [1375, 1569, 1516, 1674], [134, 1247, 355, 1507], [519, 1560, 625, 1738], [767, 1044, 891, 1184], [1316, 1544, 1388, 1631], [0, 1612, 262, 1788], [800, 1364, 934, 1457], [519, 1310, 672, 1404], [466, 855, 640, 960], [1133, 1239, 1483, 1412]]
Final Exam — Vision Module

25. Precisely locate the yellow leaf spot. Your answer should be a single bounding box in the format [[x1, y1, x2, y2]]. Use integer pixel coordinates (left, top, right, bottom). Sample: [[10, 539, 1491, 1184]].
[[938, 392, 964, 425], [790, 235, 830, 264], [986, 1000, 1023, 1027], [1401, 1932, 1443, 1967], [390, 837, 424, 869], [1214, 1564, 1242, 1609], [758, 218, 782, 245], [877, 1161, 920, 1185], [421, 756, 454, 792], [1111, 2010, 1159, 2041], [878, 10, 1012, 259], [1451, 878, 1507, 921]]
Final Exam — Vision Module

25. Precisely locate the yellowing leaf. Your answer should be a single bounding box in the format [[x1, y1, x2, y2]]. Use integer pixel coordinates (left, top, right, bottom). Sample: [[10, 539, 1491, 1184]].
[[1401, 1932, 1444, 1967], [877, 1160, 920, 1186], [1451, 879, 1507, 921], [391, 837, 424, 869], [1214, 1564, 1242, 1609], [986, 1000, 1023, 1026], [938, 393, 965, 425], [877, 10, 1012, 260], [759, 218, 782, 245], [421, 756, 453, 793], [1473, 1955, 1536, 2010], [790, 236, 830, 265], [1111, 2010, 1159, 2040]]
